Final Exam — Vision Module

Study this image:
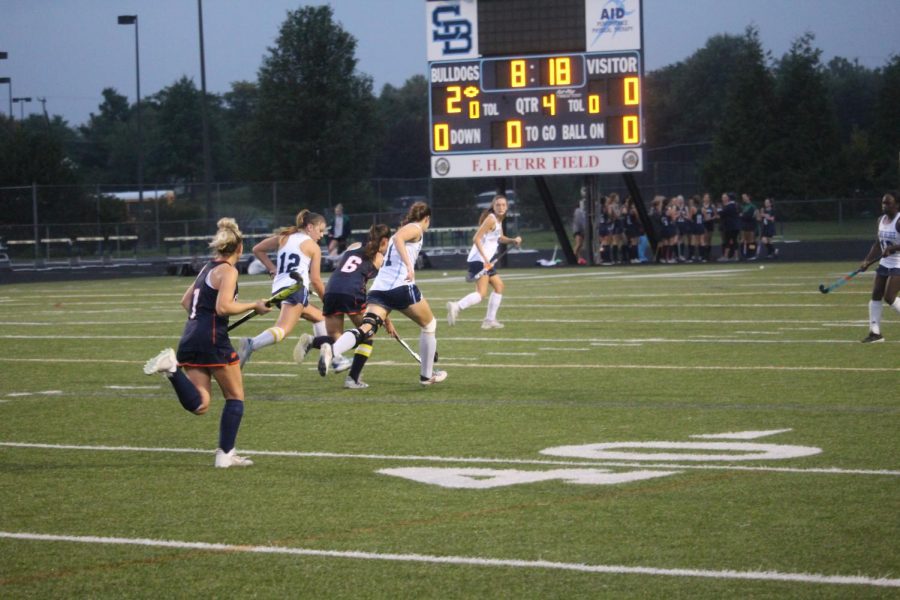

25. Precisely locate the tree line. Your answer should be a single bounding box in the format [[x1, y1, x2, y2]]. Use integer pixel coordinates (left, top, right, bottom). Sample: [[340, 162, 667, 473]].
[[0, 7, 897, 226]]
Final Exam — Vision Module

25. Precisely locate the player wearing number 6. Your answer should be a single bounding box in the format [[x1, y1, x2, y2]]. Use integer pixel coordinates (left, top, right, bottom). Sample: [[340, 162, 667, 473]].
[[237, 209, 339, 370], [860, 192, 900, 343], [446, 194, 522, 329], [293, 224, 397, 389], [143, 218, 272, 468], [326, 202, 447, 385]]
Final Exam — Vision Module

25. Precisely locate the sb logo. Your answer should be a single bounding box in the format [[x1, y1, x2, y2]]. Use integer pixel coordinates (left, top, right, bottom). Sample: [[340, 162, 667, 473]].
[[431, 6, 472, 55]]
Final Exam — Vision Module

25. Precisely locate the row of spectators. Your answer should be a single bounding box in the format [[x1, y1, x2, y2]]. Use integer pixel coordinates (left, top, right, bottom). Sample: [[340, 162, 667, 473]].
[[573, 191, 778, 265]]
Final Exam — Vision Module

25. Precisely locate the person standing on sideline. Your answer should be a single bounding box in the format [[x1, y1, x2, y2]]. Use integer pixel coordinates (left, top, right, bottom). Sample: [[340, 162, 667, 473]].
[[237, 209, 350, 373], [324, 201, 447, 385], [572, 190, 588, 265], [759, 197, 779, 258], [739, 193, 759, 259], [327, 203, 352, 257], [859, 192, 900, 343], [143, 218, 272, 468], [447, 194, 523, 329], [293, 224, 397, 389], [718, 192, 741, 261]]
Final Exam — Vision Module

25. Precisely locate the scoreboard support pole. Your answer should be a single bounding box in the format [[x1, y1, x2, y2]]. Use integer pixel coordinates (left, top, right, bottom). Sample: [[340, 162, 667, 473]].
[[495, 178, 509, 269], [622, 172, 657, 253], [534, 176, 578, 265]]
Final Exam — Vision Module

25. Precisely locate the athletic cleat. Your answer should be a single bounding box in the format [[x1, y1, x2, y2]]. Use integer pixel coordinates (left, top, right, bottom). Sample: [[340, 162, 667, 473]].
[[237, 337, 254, 369], [214, 448, 253, 468], [481, 319, 504, 329], [293, 333, 313, 364], [332, 356, 352, 373], [420, 370, 448, 386], [343, 376, 369, 389], [318, 343, 333, 376], [861, 332, 884, 343], [446, 301, 460, 326], [143, 348, 177, 375]]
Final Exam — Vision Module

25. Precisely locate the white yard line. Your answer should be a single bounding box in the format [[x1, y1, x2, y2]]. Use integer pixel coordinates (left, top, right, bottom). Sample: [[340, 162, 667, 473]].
[[0, 531, 896, 588], [1, 441, 897, 477], [0, 357, 896, 372]]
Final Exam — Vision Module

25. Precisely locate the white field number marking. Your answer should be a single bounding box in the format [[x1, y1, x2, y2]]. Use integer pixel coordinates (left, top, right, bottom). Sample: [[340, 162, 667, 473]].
[[377, 468, 678, 489], [383, 430, 821, 489]]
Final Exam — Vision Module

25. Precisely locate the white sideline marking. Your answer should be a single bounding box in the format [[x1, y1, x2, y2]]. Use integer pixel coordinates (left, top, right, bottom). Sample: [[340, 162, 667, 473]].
[[0, 531, 896, 588], [5, 390, 62, 398], [1, 442, 897, 477], [486, 352, 537, 356], [0, 356, 898, 373], [692, 429, 793, 440], [105, 385, 160, 390]]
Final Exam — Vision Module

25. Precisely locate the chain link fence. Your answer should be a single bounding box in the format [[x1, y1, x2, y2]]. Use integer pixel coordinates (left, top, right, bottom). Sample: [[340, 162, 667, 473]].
[[0, 144, 884, 265]]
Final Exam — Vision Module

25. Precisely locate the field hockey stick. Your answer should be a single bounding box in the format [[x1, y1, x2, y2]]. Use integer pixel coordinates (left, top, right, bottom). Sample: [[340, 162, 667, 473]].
[[394, 335, 421, 364], [465, 247, 513, 282], [818, 254, 882, 294], [394, 335, 439, 365], [228, 271, 302, 331]]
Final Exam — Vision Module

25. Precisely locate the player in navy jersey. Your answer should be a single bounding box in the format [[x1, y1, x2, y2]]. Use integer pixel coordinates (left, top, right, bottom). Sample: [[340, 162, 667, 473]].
[[293, 224, 397, 388], [700, 192, 717, 262], [324, 202, 447, 385], [143, 218, 272, 468], [236, 209, 351, 373], [759, 197, 779, 259], [446, 194, 522, 329], [859, 192, 900, 343]]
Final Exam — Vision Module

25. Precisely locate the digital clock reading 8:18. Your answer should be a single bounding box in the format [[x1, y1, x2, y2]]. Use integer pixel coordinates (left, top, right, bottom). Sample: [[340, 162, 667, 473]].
[[429, 51, 642, 154]]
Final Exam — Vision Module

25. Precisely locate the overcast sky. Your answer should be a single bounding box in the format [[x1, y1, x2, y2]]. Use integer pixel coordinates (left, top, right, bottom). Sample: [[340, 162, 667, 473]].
[[1, 0, 898, 126]]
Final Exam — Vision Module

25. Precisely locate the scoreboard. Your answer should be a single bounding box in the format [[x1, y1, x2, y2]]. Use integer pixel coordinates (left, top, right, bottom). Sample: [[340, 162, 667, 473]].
[[427, 0, 644, 179]]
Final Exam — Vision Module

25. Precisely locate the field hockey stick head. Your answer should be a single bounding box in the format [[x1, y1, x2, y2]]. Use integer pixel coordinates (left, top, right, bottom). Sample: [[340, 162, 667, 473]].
[[267, 271, 304, 305], [818, 284, 828, 294]]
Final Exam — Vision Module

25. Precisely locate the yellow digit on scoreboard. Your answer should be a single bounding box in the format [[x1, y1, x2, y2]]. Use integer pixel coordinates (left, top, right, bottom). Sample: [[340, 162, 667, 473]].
[[510, 60, 526, 88], [434, 123, 450, 151], [622, 116, 639, 144], [548, 57, 571, 86], [542, 94, 556, 116], [624, 77, 640, 105], [506, 120, 523, 148]]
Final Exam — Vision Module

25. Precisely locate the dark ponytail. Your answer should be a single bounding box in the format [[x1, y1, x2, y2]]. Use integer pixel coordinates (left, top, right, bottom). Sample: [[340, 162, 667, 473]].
[[363, 224, 391, 260]]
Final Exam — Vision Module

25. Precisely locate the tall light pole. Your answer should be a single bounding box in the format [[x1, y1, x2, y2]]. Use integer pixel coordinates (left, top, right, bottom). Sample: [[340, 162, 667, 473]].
[[118, 15, 144, 223], [197, 0, 214, 227], [0, 78, 11, 119], [12, 97, 32, 120], [0, 51, 10, 118]]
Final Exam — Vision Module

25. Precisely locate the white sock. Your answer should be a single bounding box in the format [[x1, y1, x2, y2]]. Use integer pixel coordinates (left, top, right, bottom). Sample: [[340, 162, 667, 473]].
[[457, 291, 482, 311], [891, 298, 900, 315], [486, 292, 503, 321], [869, 300, 883, 334], [332, 330, 357, 357], [313, 321, 327, 337], [419, 329, 436, 379], [251, 327, 284, 350]]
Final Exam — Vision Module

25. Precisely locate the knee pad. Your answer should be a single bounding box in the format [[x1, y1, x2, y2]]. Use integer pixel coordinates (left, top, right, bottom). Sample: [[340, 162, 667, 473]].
[[422, 318, 437, 334], [361, 312, 383, 336]]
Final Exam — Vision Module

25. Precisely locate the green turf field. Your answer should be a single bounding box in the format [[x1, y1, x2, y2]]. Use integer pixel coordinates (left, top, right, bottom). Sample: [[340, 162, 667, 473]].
[[1, 262, 898, 598]]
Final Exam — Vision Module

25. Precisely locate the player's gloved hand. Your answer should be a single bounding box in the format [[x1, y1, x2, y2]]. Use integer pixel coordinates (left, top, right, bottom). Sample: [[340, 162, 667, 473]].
[[253, 300, 273, 315]]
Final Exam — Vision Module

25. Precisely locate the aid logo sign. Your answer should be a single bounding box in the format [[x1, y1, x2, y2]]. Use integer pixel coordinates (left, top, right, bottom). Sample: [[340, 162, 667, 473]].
[[427, 0, 479, 61], [585, 0, 642, 52]]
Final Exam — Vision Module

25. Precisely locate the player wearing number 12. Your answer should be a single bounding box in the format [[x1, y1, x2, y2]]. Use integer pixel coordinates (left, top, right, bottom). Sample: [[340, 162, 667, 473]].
[[142, 218, 272, 468], [237, 210, 342, 370], [447, 194, 522, 329], [860, 192, 900, 343]]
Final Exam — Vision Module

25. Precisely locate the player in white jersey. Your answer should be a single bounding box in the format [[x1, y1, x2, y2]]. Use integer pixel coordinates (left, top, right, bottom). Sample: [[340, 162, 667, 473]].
[[446, 194, 522, 329], [859, 192, 900, 342], [236, 209, 344, 371], [324, 201, 447, 385]]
